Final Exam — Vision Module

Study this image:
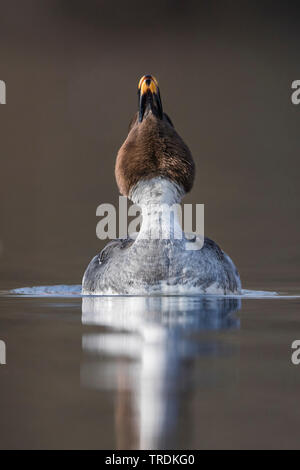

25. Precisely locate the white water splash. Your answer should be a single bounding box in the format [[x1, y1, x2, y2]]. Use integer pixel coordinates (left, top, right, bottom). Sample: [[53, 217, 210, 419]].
[[5, 284, 300, 299], [9, 285, 82, 297]]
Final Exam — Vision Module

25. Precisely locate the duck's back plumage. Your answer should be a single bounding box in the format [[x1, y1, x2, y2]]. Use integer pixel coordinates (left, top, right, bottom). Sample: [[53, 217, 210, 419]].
[[82, 236, 241, 295]]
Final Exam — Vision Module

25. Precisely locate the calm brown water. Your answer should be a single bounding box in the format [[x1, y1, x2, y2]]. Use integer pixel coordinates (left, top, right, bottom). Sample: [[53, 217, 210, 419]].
[[1, 2, 300, 450], [0, 289, 300, 449]]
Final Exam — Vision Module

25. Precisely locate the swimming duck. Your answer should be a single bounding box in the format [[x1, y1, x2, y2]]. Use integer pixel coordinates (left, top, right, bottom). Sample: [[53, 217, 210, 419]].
[[82, 75, 241, 295]]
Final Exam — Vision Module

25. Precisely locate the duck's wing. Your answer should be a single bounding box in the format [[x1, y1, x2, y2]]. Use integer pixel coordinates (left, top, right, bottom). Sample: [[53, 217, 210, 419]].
[[202, 237, 241, 293], [97, 237, 135, 264], [202, 237, 225, 260], [183, 236, 241, 293], [82, 237, 135, 294]]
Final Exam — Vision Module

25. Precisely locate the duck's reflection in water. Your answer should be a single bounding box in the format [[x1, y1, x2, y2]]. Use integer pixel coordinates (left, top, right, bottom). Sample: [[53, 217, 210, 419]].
[[81, 296, 241, 449]]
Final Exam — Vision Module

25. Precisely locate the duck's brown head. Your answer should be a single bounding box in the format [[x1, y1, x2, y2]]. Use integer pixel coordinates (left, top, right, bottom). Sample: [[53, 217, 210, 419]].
[[115, 75, 195, 197]]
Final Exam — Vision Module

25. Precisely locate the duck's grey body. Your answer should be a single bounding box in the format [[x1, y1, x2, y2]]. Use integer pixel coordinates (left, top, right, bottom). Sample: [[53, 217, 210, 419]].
[[82, 236, 241, 295]]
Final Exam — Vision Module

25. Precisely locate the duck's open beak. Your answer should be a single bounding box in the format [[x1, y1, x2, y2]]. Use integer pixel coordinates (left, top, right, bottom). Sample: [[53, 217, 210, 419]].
[[138, 75, 163, 122]]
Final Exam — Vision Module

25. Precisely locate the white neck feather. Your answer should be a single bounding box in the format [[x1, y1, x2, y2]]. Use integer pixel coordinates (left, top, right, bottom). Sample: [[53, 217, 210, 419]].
[[129, 177, 185, 241]]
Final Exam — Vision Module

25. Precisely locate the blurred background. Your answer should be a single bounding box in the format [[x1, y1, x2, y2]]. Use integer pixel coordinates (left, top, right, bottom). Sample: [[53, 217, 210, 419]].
[[0, 0, 300, 291]]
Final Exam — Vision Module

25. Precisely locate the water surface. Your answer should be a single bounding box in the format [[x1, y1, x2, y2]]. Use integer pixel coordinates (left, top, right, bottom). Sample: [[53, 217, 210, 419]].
[[0, 287, 300, 449]]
